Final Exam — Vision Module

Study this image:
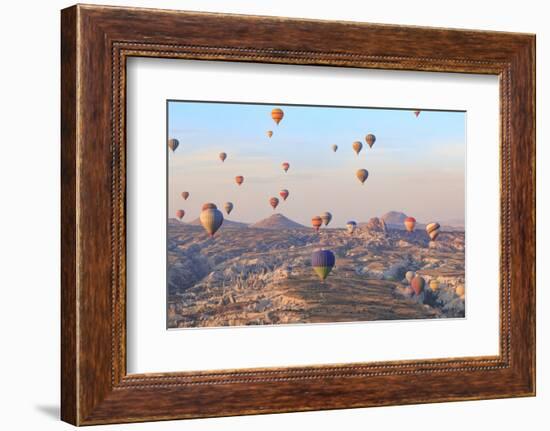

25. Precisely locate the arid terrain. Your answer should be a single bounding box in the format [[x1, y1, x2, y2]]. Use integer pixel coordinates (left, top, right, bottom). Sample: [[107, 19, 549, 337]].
[[167, 212, 465, 328]]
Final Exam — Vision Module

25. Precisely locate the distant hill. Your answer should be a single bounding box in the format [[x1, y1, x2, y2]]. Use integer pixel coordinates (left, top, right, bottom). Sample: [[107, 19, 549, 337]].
[[381, 211, 408, 225], [250, 213, 306, 230], [188, 218, 249, 229]]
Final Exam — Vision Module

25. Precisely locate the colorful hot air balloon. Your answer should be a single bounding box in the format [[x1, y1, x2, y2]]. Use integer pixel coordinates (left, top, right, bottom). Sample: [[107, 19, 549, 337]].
[[352, 141, 363, 155], [311, 216, 323, 232], [456, 285, 465, 298], [282, 162, 290, 173], [429, 279, 440, 291], [224, 202, 233, 215], [181, 191, 189, 200], [404, 216, 416, 232], [271, 108, 284, 125], [332, 144, 338, 152], [269, 197, 279, 210], [405, 271, 415, 282], [279, 189, 289, 201], [267, 130, 273, 138], [199, 204, 224, 237], [410, 275, 425, 295], [356, 169, 369, 184], [176, 209, 185, 220], [311, 249, 336, 281], [346, 221, 357, 235], [365, 134, 376, 148], [219, 152, 227, 162], [426, 222, 441, 241], [414, 110, 421, 117], [201, 202, 217, 211], [235, 176, 244, 186], [320, 212, 332, 226], [168, 138, 179, 152]]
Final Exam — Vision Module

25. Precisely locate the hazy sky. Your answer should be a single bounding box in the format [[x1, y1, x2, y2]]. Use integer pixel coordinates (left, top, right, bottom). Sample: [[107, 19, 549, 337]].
[[168, 101, 465, 228]]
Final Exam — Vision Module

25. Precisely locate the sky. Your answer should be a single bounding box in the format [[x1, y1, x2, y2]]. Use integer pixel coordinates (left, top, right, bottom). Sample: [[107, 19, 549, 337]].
[[168, 101, 465, 228]]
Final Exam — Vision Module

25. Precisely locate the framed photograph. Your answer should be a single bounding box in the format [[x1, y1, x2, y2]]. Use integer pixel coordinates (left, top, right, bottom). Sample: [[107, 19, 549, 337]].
[[61, 4, 535, 425]]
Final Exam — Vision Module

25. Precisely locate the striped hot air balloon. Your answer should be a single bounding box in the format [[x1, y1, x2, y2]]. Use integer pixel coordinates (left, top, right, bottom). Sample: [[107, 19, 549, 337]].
[[235, 176, 244, 186], [181, 191, 189, 200], [365, 134, 376, 148], [404, 216, 416, 232], [356, 169, 369, 184], [168, 138, 179, 152], [219, 152, 227, 162], [352, 141, 363, 155], [224, 202, 233, 215], [267, 130, 273, 138], [175, 209, 185, 220], [199, 205, 224, 237], [271, 108, 284, 125], [269, 197, 279, 210], [426, 222, 441, 241], [410, 275, 425, 295], [311, 216, 322, 232], [320, 212, 332, 226], [311, 249, 336, 281], [282, 162, 290, 173], [346, 221, 357, 235], [279, 189, 289, 201], [332, 144, 338, 152]]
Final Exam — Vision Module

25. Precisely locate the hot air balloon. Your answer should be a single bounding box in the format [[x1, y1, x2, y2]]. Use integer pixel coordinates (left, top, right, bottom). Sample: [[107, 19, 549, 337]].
[[199, 204, 224, 237], [279, 189, 289, 201], [219, 152, 227, 162], [356, 169, 369, 184], [405, 271, 415, 282], [352, 141, 363, 155], [235, 176, 244, 186], [426, 222, 441, 241], [311, 249, 335, 281], [176, 209, 185, 220], [320, 212, 332, 226], [168, 138, 179, 152], [224, 202, 233, 215], [346, 221, 357, 235], [269, 197, 279, 210], [410, 275, 425, 295], [429, 279, 440, 291], [311, 216, 322, 232], [282, 162, 290, 173], [201, 202, 217, 211], [404, 216, 416, 232], [181, 191, 189, 200], [414, 110, 421, 117], [456, 285, 465, 298], [267, 130, 273, 138], [332, 144, 338, 152], [271, 108, 284, 125], [365, 134, 376, 148]]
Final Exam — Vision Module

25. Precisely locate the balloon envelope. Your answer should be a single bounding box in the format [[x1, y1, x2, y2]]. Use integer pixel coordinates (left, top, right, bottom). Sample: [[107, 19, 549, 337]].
[[410, 275, 425, 295], [219, 152, 227, 162], [235, 176, 244, 186], [429, 279, 440, 291], [279, 189, 289, 201], [320, 212, 332, 226], [282, 162, 290, 173], [201, 202, 217, 211], [269, 197, 279, 210], [352, 141, 363, 155], [332, 144, 338, 152], [405, 271, 415, 282], [168, 138, 179, 152], [311, 249, 336, 281], [271, 108, 284, 125], [414, 110, 421, 117], [404, 216, 416, 232], [200, 208, 224, 237], [365, 134, 376, 148], [426, 222, 441, 241], [311, 216, 322, 231], [346, 221, 357, 234], [224, 202, 233, 215], [181, 191, 189, 200], [267, 130, 273, 138], [356, 169, 369, 184], [176, 209, 185, 220]]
